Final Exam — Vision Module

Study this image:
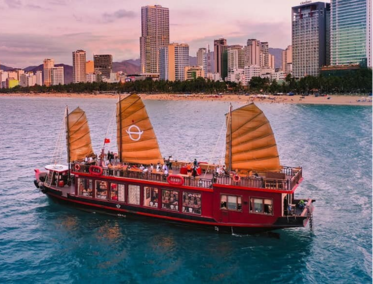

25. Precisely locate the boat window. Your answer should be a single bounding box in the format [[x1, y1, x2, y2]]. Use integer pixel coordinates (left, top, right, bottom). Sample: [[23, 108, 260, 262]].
[[78, 178, 93, 198], [220, 195, 242, 211], [228, 196, 237, 210], [162, 190, 179, 211], [144, 187, 158, 208], [250, 198, 273, 215], [96, 180, 108, 200], [128, 185, 140, 205], [117, 184, 125, 202], [110, 183, 118, 201], [182, 192, 201, 215], [220, 195, 227, 209]]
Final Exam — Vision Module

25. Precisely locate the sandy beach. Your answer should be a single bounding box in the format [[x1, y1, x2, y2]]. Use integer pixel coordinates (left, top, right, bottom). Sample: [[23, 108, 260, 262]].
[[0, 92, 372, 106]]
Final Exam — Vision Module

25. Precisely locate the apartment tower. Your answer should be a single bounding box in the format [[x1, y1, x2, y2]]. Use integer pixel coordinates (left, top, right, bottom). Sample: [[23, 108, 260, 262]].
[[43, 58, 54, 86], [214, 38, 227, 78], [51, 66, 64, 85], [140, 5, 170, 74], [245, 39, 261, 66], [196, 48, 207, 76], [72, 50, 87, 83], [292, 2, 330, 78], [159, 43, 189, 81]]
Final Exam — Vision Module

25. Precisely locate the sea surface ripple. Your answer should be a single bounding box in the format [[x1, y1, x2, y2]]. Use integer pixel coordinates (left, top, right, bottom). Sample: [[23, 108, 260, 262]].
[[0, 97, 371, 283]]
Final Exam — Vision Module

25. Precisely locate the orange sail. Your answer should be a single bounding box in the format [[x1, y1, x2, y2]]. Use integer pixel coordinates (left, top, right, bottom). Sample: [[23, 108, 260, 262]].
[[117, 94, 163, 165], [67, 107, 94, 162], [225, 103, 281, 172]]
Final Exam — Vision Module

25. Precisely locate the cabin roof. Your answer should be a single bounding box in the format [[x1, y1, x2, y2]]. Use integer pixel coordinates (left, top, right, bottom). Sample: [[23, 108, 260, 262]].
[[45, 164, 69, 172]]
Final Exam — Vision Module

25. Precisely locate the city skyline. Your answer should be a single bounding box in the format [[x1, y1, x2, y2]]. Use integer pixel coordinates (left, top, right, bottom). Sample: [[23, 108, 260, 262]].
[[1, 0, 313, 68]]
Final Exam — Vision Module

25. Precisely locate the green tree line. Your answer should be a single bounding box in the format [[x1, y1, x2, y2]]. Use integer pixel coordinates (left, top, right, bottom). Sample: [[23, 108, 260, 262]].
[[1, 68, 371, 94]]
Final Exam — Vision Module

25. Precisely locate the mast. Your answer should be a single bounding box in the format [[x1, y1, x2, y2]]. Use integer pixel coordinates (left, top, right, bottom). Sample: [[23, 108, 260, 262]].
[[228, 103, 233, 172], [119, 94, 123, 163], [65, 106, 71, 180]]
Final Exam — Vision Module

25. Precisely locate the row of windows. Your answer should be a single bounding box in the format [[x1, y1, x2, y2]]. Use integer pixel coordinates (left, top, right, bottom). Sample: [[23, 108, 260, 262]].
[[220, 194, 273, 215], [77, 178, 201, 215]]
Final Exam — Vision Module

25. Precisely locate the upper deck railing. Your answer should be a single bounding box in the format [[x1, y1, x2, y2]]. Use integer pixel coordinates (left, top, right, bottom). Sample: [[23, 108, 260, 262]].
[[71, 163, 302, 191]]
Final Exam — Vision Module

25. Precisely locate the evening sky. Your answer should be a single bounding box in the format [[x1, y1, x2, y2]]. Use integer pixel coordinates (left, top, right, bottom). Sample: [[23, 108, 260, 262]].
[[0, 0, 319, 67]]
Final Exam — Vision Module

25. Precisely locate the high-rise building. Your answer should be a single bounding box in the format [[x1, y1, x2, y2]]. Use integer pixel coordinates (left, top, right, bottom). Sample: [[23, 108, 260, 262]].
[[140, 5, 170, 74], [227, 45, 245, 72], [282, 45, 292, 74], [214, 38, 227, 78], [159, 43, 189, 81], [330, 0, 372, 67], [35, 71, 42, 86], [73, 50, 86, 83], [245, 39, 261, 66], [86, 60, 94, 74], [292, 2, 330, 78], [196, 48, 207, 76], [51, 66, 64, 85], [260, 42, 269, 68], [94, 55, 113, 79], [43, 59, 54, 86], [206, 45, 214, 74]]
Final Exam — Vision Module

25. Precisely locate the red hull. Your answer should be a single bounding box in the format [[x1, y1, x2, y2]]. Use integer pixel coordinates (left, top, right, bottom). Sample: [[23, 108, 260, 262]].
[[35, 169, 314, 233]]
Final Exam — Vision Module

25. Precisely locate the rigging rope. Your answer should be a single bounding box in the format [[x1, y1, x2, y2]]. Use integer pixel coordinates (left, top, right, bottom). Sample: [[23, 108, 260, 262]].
[[203, 119, 226, 178], [103, 110, 116, 152], [52, 113, 66, 165]]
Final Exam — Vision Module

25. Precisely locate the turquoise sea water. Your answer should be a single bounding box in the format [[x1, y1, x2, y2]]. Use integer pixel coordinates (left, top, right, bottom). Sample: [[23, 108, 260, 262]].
[[0, 97, 371, 283]]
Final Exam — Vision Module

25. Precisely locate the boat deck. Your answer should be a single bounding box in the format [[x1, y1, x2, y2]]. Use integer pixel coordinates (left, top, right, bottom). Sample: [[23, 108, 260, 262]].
[[71, 162, 302, 191]]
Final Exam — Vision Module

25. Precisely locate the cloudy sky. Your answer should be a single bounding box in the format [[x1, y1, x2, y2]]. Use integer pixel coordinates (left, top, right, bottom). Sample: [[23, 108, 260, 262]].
[[1, 0, 311, 68]]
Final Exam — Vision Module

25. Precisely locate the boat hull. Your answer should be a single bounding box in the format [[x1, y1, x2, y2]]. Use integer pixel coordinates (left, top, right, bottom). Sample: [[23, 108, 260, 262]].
[[39, 183, 309, 234]]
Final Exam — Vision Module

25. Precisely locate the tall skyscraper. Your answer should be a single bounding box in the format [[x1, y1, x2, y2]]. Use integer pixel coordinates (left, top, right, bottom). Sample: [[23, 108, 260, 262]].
[[330, 0, 372, 67], [214, 38, 227, 78], [72, 50, 86, 83], [43, 58, 54, 86], [140, 5, 170, 74], [51, 66, 64, 85], [159, 43, 189, 81], [292, 2, 330, 78], [245, 39, 261, 66], [260, 42, 269, 68], [94, 55, 113, 78]]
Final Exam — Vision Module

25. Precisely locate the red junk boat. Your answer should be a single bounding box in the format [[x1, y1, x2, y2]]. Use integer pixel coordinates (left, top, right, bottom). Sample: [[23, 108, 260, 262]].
[[34, 94, 314, 234]]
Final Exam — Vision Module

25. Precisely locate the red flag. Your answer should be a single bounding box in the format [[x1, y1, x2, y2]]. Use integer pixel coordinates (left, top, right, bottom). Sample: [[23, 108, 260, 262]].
[[104, 138, 110, 144]]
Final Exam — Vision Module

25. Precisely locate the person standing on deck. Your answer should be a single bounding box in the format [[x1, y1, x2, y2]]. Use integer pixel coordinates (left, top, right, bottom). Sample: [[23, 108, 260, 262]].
[[193, 159, 198, 168], [168, 156, 173, 169]]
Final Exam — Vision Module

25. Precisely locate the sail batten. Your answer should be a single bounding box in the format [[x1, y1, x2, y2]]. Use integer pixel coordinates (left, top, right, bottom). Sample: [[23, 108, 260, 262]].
[[117, 94, 163, 165], [67, 107, 94, 162], [225, 103, 281, 172]]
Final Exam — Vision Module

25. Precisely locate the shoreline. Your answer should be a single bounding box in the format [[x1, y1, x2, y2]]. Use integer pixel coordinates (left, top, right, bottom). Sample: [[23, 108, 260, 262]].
[[0, 93, 372, 106]]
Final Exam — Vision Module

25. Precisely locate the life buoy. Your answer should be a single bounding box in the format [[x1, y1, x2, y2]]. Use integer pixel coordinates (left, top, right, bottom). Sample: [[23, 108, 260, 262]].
[[232, 174, 241, 183], [167, 175, 184, 186], [74, 164, 81, 171], [89, 165, 103, 176]]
